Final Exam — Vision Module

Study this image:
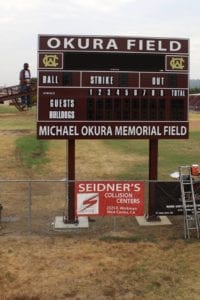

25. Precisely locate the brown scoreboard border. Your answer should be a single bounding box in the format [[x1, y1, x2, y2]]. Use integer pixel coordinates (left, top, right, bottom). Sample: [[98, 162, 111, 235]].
[[37, 35, 189, 139]]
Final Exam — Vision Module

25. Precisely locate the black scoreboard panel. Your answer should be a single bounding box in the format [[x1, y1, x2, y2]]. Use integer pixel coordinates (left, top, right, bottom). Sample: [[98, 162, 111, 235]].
[[37, 35, 189, 139], [64, 52, 165, 71], [86, 97, 187, 121]]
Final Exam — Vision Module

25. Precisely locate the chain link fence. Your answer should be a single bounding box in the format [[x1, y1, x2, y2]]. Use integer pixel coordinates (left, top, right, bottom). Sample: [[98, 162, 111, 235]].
[[0, 180, 66, 234], [1, 179, 197, 237]]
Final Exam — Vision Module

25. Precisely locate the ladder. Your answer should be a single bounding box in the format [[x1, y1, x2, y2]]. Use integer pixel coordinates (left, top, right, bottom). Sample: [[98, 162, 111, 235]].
[[179, 166, 200, 239]]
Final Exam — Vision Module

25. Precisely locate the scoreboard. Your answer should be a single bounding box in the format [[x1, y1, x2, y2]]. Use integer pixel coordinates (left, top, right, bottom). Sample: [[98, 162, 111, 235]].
[[37, 35, 189, 139]]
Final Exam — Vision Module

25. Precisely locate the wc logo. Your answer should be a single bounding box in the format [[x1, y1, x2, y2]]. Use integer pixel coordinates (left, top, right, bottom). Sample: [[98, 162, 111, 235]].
[[42, 54, 59, 67], [170, 57, 185, 70]]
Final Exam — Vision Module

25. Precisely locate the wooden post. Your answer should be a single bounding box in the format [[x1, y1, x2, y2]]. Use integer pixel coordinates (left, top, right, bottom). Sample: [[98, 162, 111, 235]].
[[147, 139, 160, 221]]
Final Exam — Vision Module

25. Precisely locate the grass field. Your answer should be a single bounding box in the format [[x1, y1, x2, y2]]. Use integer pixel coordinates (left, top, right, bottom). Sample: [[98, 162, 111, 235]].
[[0, 105, 200, 299]]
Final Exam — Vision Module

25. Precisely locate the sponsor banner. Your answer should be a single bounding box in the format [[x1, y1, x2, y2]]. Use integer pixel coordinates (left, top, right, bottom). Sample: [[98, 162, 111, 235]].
[[155, 181, 200, 215], [76, 181, 144, 216]]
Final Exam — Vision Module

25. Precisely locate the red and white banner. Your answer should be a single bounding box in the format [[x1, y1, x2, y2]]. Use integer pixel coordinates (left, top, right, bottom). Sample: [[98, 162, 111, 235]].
[[76, 181, 144, 216]]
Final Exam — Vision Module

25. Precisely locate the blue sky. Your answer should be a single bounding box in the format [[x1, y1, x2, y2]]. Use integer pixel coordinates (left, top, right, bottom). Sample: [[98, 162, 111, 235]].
[[0, 0, 199, 85]]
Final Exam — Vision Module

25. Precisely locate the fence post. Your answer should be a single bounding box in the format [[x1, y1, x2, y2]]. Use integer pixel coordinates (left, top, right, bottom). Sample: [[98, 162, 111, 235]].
[[28, 181, 32, 233], [0, 203, 2, 229], [113, 216, 117, 232]]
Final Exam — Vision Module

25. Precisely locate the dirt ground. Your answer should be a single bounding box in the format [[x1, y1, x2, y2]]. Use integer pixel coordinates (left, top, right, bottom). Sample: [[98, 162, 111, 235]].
[[0, 111, 200, 300], [1, 226, 200, 300]]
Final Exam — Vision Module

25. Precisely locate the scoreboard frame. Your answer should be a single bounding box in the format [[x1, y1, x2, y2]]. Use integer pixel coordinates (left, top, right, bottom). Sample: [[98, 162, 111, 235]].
[[37, 35, 189, 139]]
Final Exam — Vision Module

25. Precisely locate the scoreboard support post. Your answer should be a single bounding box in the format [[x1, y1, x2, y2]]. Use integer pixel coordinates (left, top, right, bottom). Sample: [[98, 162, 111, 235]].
[[65, 139, 76, 223], [147, 139, 160, 221]]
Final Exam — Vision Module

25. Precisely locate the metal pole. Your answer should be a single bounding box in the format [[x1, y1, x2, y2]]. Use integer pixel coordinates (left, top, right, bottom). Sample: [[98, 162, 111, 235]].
[[113, 216, 117, 232], [65, 140, 69, 218], [147, 139, 160, 221], [28, 181, 32, 232], [65, 139, 76, 223], [0, 203, 3, 229]]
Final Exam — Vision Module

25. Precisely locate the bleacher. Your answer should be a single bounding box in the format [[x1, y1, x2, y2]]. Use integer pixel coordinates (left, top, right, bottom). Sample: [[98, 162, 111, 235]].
[[189, 94, 200, 111], [0, 83, 36, 111]]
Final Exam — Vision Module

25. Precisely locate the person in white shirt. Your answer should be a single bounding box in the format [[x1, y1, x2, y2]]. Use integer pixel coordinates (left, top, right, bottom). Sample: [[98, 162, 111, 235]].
[[19, 63, 31, 108]]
